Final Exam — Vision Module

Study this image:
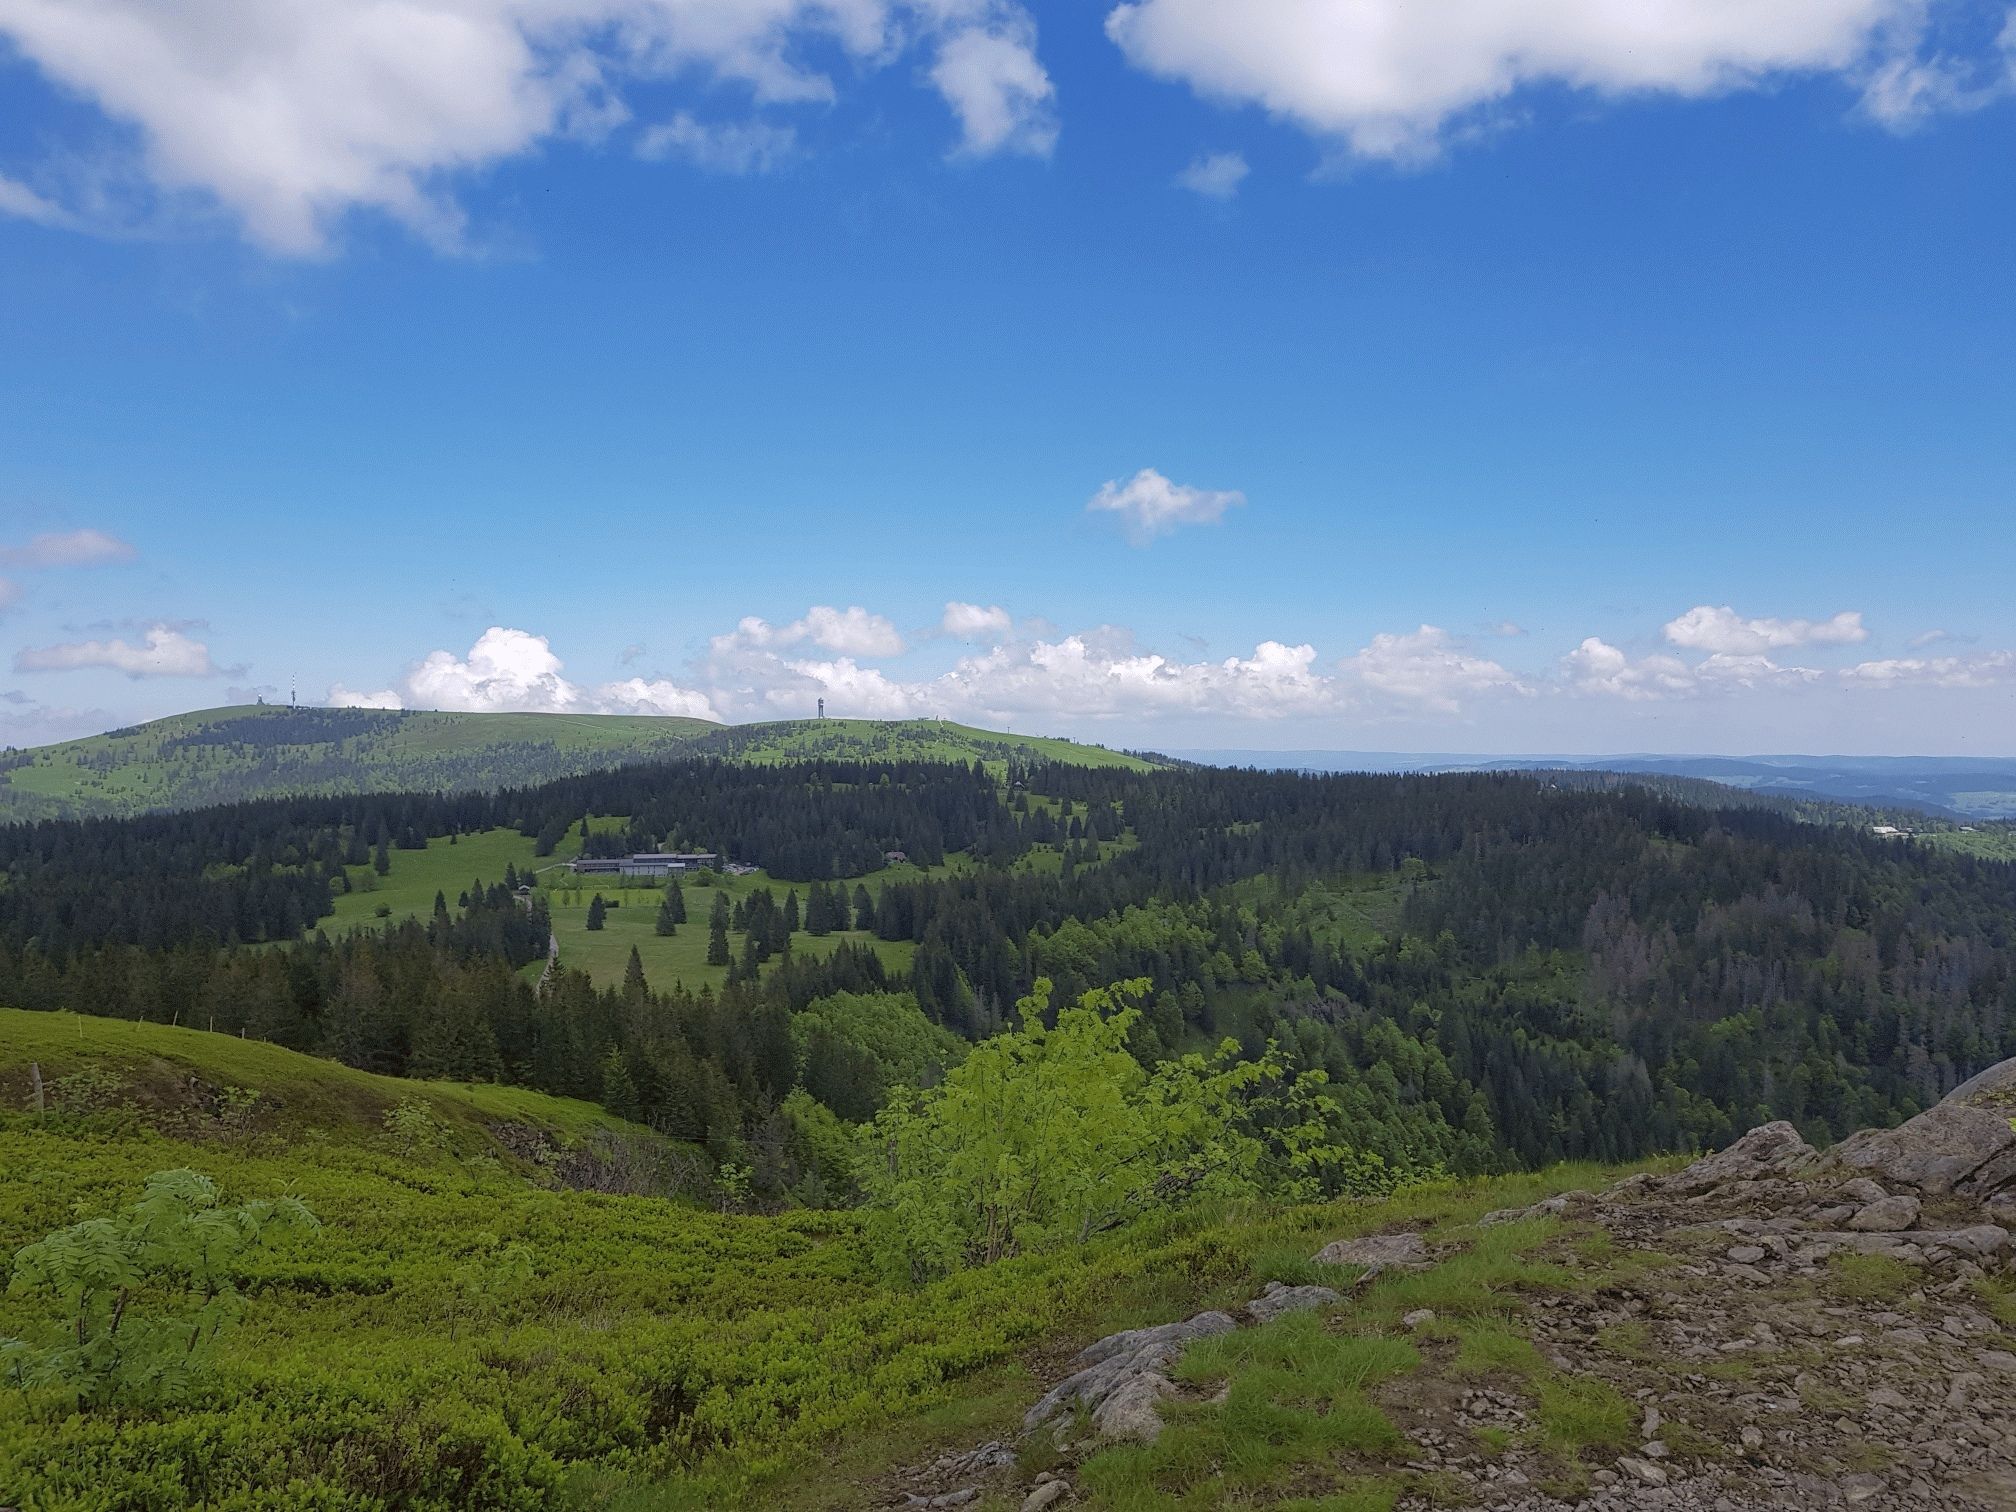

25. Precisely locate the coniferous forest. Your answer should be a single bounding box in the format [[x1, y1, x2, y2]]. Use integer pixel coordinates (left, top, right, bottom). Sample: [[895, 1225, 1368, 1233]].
[[4, 755, 2011, 1200]]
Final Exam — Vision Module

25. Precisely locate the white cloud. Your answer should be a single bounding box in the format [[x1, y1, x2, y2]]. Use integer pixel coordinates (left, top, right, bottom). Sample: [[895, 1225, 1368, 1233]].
[[795, 605, 907, 657], [713, 605, 906, 659], [1563, 633, 1824, 700], [941, 601, 1013, 641], [328, 684, 403, 709], [1840, 652, 2016, 688], [0, 0, 1052, 255], [928, 19, 1058, 157], [1907, 628, 1951, 649], [1087, 467, 1245, 544], [938, 631, 1335, 721], [637, 113, 796, 173], [0, 579, 18, 615], [350, 625, 720, 718], [14, 622, 221, 678], [1175, 149, 1248, 198], [1562, 637, 1699, 701], [1662, 604, 1867, 656], [592, 675, 721, 719], [1340, 625, 1525, 713], [0, 528, 138, 568], [1106, 0, 1946, 163], [0, 172, 72, 227]]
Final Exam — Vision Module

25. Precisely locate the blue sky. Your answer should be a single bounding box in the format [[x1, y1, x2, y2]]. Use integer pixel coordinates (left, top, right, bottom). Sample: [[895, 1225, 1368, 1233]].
[[1, 0, 2013, 754]]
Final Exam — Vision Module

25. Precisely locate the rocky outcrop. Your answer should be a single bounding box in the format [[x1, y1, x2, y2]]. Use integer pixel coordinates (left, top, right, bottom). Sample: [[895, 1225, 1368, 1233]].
[[1663, 1121, 1819, 1193], [1827, 1057, 2016, 1198], [1021, 1310, 1237, 1443]]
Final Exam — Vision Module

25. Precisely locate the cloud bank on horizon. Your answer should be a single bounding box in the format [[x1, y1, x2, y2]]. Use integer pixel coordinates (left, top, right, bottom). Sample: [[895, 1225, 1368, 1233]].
[[0, 0, 2009, 254], [301, 599, 2016, 736]]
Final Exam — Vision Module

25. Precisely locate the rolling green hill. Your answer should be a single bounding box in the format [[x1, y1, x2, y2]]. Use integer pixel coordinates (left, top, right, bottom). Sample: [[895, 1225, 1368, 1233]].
[[0, 706, 1161, 822], [685, 717, 1160, 773]]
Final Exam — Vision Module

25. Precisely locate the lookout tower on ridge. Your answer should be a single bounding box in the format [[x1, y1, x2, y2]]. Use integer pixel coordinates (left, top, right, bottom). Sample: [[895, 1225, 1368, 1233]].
[[818, 698, 825, 719]]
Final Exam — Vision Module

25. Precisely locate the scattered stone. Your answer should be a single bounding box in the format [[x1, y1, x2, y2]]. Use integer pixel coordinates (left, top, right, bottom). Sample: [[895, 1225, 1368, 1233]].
[[1244, 1280, 1341, 1323], [1311, 1232, 1429, 1270], [1478, 1189, 1597, 1227], [1401, 1309, 1437, 1330], [1726, 1244, 1767, 1264], [1020, 1480, 1069, 1511], [1848, 1194, 1923, 1231], [1617, 1455, 1669, 1485]]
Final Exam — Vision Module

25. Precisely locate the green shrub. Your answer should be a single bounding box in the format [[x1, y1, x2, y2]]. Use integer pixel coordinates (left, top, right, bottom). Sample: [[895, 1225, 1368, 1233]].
[[1, 1168, 318, 1408]]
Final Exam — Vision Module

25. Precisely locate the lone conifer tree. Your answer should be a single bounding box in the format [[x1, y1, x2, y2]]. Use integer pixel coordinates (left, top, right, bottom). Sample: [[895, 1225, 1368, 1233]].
[[586, 893, 607, 931]]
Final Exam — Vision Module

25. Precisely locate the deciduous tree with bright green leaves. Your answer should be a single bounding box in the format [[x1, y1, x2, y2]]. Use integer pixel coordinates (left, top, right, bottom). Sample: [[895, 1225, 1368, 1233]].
[[858, 978, 1395, 1283]]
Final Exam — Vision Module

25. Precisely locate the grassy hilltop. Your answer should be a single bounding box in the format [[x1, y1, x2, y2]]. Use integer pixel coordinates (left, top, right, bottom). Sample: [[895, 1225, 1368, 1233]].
[[0, 706, 1160, 822]]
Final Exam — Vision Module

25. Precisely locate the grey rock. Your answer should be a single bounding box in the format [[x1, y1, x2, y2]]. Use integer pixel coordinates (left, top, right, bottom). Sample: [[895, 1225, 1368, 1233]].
[[1090, 1370, 1175, 1444], [1478, 1189, 1597, 1227], [1847, 1194, 1922, 1231], [1726, 1244, 1768, 1264], [1023, 1311, 1236, 1437], [1667, 1122, 1819, 1194], [1402, 1308, 1437, 1330], [1838, 1177, 1891, 1204], [1826, 1066, 2016, 1197], [1245, 1280, 1342, 1322], [1617, 1455, 1669, 1485], [1312, 1231, 1429, 1269], [1021, 1483, 1069, 1512]]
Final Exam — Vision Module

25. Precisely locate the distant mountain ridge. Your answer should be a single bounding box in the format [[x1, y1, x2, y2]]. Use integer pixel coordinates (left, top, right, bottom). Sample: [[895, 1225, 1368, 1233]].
[[1172, 748, 2016, 819], [0, 706, 1161, 822]]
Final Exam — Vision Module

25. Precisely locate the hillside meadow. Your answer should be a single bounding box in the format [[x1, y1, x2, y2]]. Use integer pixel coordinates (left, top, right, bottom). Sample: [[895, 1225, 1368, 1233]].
[[0, 1009, 1647, 1511]]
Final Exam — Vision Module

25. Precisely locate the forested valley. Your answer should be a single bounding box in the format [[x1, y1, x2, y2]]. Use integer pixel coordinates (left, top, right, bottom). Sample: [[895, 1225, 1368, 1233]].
[[4, 756, 2011, 1203]]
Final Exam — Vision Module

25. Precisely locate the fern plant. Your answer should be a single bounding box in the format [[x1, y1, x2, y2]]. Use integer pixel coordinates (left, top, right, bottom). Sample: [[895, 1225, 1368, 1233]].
[[1, 1168, 317, 1407]]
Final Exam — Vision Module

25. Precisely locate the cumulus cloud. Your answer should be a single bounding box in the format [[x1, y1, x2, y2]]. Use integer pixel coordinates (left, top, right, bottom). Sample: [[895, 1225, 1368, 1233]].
[[0, 0, 1054, 255], [930, 18, 1059, 157], [338, 625, 719, 719], [0, 528, 137, 568], [938, 631, 1334, 721], [637, 113, 797, 173], [1087, 467, 1245, 544], [1563, 633, 1828, 700], [713, 606, 906, 659], [1175, 149, 1248, 198], [1106, 0, 1952, 163], [1663, 605, 1868, 655], [14, 622, 222, 678], [1562, 637, 1700, 701], [941, 601, 1013, 641], [1340, 625, 1525, 713], [328, 684, 403, 709]]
